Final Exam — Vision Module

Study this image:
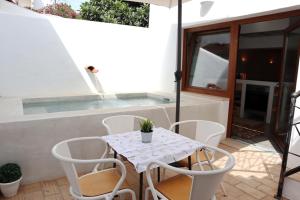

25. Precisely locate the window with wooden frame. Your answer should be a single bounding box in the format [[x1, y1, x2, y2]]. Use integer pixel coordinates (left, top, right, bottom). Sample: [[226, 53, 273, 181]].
[[182, 10, 300, 138], [182, 24, 238, 98]]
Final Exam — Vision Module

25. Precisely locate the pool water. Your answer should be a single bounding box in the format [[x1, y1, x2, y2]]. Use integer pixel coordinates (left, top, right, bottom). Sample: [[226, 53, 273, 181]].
[[23, 96, 172, 115]]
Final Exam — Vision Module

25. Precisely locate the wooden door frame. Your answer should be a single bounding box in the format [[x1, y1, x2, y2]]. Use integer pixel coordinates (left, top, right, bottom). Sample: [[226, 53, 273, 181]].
[[182, 9, 300, 138]]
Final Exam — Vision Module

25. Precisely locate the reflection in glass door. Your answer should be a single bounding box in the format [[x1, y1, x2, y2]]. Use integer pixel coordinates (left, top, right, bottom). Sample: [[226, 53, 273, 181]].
[[276, 24, 300, 146]]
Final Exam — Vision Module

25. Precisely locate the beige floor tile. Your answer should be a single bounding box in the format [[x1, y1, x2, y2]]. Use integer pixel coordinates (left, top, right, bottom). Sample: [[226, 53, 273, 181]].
[[254, 177, 278, 190], [58, 185, 73, 200], [20, 182, 41, 193], [55, 178, 68, 187], [261, 195, 277, 200], [222, 182, 245, 197], [41, 181, 60, 196], [238, 194, 258, 200], [23, 191, 44, 200], [235, 176, 262, 188], [44, 194, 63, 200], [223, 174, 240, 185], [216, 194, 238, 200], [221, 139, 249, 149], [236, 183, 266, 199], [257, 184, 275, 197]]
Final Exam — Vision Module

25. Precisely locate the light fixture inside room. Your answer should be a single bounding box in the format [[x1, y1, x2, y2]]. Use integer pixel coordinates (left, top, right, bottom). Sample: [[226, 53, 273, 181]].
[[269, 58, 274, 64], [241, 56, 247, 62], [200, 0, 214, 17]]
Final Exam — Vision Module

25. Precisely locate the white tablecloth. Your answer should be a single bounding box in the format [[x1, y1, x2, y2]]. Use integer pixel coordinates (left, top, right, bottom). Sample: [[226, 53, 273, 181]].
[[101, 127, 203, 173]]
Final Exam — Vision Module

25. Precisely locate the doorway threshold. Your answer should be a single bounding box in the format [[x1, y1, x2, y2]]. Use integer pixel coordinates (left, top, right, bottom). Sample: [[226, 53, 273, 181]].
[[231, 135, 280, 153]]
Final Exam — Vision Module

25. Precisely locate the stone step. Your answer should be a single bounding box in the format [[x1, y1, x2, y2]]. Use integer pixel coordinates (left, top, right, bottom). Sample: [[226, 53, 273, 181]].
[[283, 175, 300, 200], [287, 171, 300, 182]]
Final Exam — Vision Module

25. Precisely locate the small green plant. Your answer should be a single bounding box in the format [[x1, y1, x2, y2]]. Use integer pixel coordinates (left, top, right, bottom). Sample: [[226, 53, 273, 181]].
[[140, 119, 153, 133], [0, 163, 22, 183]]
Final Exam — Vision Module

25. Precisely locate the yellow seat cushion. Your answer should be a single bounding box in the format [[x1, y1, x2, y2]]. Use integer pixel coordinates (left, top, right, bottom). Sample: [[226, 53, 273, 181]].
[[79, 168, 129, 197], [178, 150, 213, 168], [155, 174, 192, 200]]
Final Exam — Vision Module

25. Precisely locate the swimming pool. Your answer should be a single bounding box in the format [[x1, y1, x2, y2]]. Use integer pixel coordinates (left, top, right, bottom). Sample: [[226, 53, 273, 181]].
[[23, 93, 174, 115]]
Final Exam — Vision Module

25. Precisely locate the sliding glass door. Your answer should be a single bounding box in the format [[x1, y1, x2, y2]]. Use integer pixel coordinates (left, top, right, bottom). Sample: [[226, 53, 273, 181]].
[[276, 23, 300, 143]]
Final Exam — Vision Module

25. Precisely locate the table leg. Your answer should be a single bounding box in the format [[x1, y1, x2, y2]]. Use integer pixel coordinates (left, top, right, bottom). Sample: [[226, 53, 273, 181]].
[[139, 172, 143, 200], [240, 83, 246, 118], [266, 86, 275, 124], [188, 156, 192, 170], [157, 167, 160, 182], [113, 150, 117, 168]]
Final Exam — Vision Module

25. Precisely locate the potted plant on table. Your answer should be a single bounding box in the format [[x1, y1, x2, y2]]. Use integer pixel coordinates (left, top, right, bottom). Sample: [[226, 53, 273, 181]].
[[140, 119, 154, 143], [0, 163, 22, 198]]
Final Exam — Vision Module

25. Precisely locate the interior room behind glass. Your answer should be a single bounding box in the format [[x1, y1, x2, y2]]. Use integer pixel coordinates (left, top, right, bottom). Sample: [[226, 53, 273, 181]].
[[232, 16, 300, 150]]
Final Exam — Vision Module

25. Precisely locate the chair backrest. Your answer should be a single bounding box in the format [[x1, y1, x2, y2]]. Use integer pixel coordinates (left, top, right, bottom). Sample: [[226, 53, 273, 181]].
[[169, 120, 225, 147], [102, 115, 148, 134], [189, 146, 234, 200], [146, 146, 235, 200], [51, 137, 109, 197]]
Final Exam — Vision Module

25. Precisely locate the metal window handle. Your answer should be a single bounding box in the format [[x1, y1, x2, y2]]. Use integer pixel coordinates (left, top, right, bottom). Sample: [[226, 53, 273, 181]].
[[174, 70, 182, 82]]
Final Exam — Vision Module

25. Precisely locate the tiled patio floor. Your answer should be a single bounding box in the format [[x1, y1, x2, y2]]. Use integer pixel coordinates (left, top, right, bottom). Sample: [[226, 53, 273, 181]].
[[0, 139, 285, 200]]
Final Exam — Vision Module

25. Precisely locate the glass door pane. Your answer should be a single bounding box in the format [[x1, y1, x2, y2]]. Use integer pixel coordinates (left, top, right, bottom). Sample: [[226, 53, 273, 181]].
[[276, 25, 300, 136]]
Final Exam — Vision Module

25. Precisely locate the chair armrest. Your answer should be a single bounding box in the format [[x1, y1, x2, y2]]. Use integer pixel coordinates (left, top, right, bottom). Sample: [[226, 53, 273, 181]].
[[169, 120, 200, 131], [93, 143, 109, 172]]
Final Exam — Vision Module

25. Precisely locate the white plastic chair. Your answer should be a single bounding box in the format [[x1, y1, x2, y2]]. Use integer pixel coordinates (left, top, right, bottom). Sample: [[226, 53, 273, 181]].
[[169, 120, 225, 166], [145, 146, 235, 200], [102, 115, 148, 134], [52, 137, 136, 200], [169, 120, 225, 147], [169, 120, 227, 195]]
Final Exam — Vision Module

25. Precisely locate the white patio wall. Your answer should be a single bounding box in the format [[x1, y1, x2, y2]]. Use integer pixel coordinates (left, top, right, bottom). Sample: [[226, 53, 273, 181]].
[[1, 0, 300, 97], [0, 2, 171, 97]]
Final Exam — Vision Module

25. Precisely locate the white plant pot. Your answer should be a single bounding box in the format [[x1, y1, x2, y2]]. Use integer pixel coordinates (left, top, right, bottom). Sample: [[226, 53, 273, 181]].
[[141, 131, 153, 143], [0, 177, 22, 198]]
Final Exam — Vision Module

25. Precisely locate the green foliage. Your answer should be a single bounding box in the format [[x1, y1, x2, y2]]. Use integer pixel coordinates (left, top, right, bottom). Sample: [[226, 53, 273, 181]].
[[80, 0, 149, 27], [0, 163, 22, 183], [140, 119, 153, 133]]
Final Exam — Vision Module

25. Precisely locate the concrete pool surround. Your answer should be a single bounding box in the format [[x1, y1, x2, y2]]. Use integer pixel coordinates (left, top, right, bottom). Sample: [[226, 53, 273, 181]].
[[0, 92, 229, 183]]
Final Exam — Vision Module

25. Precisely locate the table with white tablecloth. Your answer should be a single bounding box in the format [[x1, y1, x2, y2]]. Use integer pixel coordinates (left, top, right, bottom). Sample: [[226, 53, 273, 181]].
[[102, 127, 203, 200]]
